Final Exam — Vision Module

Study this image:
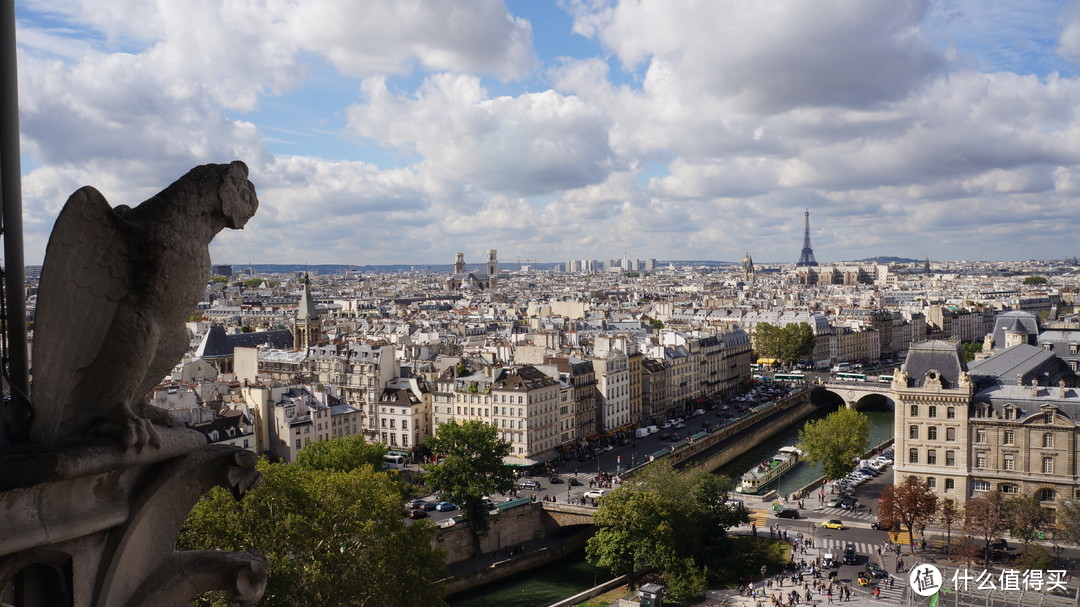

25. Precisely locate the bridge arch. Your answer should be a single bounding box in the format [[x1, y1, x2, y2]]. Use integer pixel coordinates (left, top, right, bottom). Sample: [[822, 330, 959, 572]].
[[813, 383, 895, 411]]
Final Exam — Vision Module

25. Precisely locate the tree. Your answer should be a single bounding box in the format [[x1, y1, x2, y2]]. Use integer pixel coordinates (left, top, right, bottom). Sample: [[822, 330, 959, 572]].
[[797, 407, 870, 481], [1023, 276, 1048, 285], [422, 420, 516, 547], [960, 341, 983, 362], [878, 476, 938, 555], [1004, 494, 1050, 546], [939, 499, 961, 552], [210, 275, 229, 283], [455, 361, 469, 377], [753, 322, 815, 367], [964, 491, 1008, 566], [293, 434, 387, 473], [1015, 544, 1052, 572], [649, 318, 664, 329], [586, 462, 747, 600], [1055, 498, 1080, 546], [178, 460, 447, 607]]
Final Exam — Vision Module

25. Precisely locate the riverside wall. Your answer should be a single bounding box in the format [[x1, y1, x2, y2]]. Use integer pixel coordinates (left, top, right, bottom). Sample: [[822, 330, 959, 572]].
[[441, 388, 827, 595]]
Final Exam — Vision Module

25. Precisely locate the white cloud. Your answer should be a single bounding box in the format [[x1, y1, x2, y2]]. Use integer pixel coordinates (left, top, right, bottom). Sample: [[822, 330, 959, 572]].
[[1060, 3, 1080, 65], [347, 74, 619, 195], [568, 0, 945, 113]]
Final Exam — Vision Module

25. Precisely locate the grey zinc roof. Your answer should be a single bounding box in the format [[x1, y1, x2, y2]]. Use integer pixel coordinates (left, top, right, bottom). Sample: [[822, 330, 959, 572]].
[[195, 326, 294, 359], [195, 325, 233, 359], [990, 310, 1039, 348], [902, 340, 967, 388], [968, 344, 1070, 387]]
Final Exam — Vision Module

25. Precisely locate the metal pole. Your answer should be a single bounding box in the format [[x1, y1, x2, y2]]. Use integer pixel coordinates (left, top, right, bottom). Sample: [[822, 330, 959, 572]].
[[0, 0, 31, 444]]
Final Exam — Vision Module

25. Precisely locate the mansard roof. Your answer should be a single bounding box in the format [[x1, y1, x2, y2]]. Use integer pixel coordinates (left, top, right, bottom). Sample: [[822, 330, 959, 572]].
[[902, 340, 967, 388]]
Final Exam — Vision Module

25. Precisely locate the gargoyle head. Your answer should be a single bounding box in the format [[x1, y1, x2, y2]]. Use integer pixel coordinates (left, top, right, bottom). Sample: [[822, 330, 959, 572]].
[[218, 161, 259, 229]]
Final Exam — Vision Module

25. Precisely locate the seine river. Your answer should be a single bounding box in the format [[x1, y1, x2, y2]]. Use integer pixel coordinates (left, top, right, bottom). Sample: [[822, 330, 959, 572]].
[[447, 408, 894, 607]]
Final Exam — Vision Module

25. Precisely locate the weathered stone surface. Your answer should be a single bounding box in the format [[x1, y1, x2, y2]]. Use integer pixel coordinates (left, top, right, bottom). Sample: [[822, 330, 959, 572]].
[[1, 164, 265, 605], [30, 161, 258, 448]]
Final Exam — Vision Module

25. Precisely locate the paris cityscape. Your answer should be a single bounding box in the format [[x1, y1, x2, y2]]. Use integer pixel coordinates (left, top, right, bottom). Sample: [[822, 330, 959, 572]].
[[6, 1, 1080, 607]]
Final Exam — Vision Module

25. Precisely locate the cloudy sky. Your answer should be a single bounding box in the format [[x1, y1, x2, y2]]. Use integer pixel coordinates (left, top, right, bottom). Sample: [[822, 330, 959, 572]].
[[13, 0, 1080, 266]]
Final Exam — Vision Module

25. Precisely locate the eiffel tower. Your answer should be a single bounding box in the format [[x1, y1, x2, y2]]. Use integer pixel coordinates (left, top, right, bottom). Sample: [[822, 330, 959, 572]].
[[796, 208, 818, 267]]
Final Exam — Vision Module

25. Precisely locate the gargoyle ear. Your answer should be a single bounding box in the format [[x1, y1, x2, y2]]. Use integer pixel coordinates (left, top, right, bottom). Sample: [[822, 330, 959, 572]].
[[219, 161, 259, 229]]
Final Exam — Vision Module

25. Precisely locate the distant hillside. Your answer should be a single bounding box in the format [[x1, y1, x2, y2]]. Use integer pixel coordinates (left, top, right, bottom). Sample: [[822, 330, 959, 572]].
[[851, 256, 922, 264]]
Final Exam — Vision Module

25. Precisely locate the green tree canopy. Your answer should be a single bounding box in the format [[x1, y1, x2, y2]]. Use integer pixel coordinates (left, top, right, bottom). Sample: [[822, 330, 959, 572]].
[[1022, 276, 1048, 285], [753, 322, 815, 366], [878, 476, 938, 555], [209, 275, 229, 283], [1055, 498, 1080, 546], [178, 459, 447, 607], [961, 341, 984, 362], [422, 420, 516, 542], [293, 434, 387, 473], [1004, 494, 1051, 546], [586, 461, 747, 601], [797, 407, 869, 481]]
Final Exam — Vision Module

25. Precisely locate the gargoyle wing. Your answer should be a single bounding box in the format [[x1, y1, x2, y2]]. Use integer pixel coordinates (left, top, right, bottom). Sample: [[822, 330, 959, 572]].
[[31, 186, 133, 442]]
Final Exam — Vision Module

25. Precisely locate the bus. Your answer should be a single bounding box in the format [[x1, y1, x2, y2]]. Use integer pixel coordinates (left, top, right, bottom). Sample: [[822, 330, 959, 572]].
[[750, 363, 761, 372], [836, 372, 867, 382], [774, 373, 806, 382], [877, 375, 893, 383], [383, 454, 406, 469]]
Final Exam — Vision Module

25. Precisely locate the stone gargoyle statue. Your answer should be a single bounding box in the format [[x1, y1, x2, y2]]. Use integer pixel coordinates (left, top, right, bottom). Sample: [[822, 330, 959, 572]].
[[29, 161, 258, 448]]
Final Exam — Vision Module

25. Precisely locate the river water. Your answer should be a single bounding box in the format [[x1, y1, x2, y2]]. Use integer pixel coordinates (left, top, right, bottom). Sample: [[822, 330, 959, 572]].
[[447, 407, 894, 607]]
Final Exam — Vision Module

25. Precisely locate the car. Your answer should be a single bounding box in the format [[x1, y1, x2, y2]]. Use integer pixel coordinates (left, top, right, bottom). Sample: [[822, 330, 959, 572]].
[[549, 476, 564, 484], [584, 489, 605, 499], [826, 496, 844, 508], [658, 432, 672, 441], [435, 501, 458, 512], [408, 509, 429, 519], [840, 497, 857, 510], [990, 538, 1009, 551], [843, 544, 858, 564], [569, 477, 582, 486], [407, 499, 427, 510], [675, 422, 686, 429], [866, 562, 888, 579], [776, 508, 800, 519], [420, 502, 437, 511], [518, 480, 540, 490], [822, 519, 845, 530]]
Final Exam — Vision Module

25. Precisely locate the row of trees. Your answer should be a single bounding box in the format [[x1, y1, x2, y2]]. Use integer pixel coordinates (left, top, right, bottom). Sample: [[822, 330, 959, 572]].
[[878, 476, 1080, 569], [753, 322, 816, 367]]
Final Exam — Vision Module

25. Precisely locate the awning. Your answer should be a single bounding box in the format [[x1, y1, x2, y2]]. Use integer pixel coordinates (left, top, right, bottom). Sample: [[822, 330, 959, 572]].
[[757, 358, 778, 364], [585, 433, 602, 441], [504, 451, 560, 466]]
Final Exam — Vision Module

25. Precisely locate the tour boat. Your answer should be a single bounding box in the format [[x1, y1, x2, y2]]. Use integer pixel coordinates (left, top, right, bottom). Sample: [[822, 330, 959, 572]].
[[735, 446, 802, 494]]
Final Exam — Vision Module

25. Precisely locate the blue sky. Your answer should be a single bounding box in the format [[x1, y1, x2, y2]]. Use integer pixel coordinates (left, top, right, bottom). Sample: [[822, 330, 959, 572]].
[[13, 0, 1080, 265]]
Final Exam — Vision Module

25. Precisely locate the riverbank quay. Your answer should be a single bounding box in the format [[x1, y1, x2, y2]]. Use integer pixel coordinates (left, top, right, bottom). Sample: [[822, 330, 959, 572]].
[[439, 389, 829, 598]]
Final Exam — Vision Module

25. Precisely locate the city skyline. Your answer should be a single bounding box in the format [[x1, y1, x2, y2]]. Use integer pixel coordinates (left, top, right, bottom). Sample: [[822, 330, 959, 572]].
[[13, 1, 1080, 266]]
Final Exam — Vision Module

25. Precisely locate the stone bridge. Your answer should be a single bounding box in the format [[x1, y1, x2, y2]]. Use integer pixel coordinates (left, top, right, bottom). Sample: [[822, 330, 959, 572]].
[[539, 501, 597, 527], [814, 380, 896, 410]]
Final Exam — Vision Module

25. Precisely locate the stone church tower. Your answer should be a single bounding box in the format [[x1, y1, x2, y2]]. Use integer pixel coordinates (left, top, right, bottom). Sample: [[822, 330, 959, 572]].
[[453, 252, 466, 275], [487, 249, 499, 286], [292, 274, 320, 350], [742, 250, 756, 284]]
